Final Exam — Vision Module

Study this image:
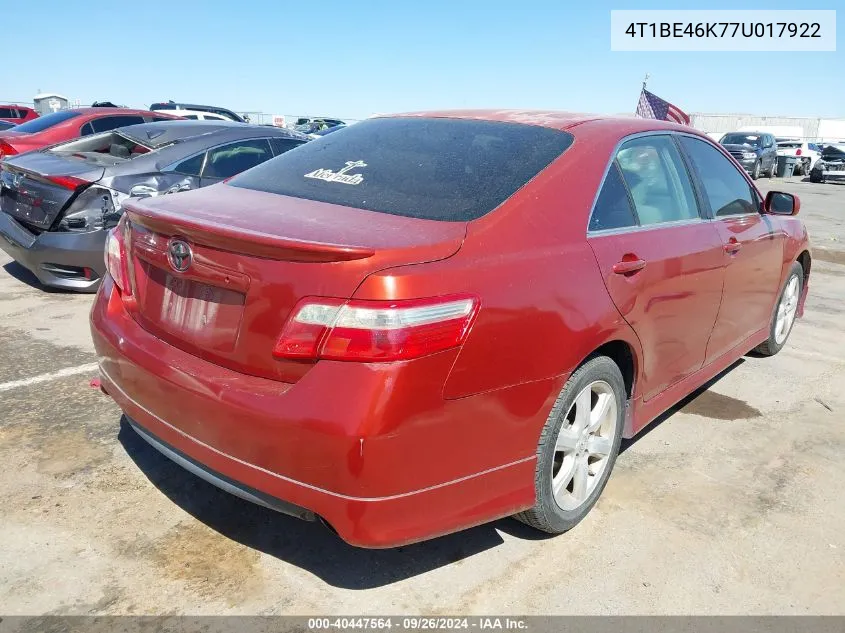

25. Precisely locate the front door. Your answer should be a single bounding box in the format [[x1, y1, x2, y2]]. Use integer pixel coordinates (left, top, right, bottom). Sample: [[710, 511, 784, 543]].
[[677, 135, 785, 361], [587, 135, 725, 402]]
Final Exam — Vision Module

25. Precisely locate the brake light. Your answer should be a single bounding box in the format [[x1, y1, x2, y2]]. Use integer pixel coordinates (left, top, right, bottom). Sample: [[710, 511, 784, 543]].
[[795, 149, 802, 156], [273, 295, 480, 362], [105, 217, 131, 294], [0, 140, 17, 160], [47, 175, 89, 190]]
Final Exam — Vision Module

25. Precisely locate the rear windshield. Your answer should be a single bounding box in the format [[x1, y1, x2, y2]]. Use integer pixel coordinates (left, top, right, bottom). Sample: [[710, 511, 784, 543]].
[[12, 110, 81, 134], [230, 117, 574, 221], [49, 131, 152, 164]]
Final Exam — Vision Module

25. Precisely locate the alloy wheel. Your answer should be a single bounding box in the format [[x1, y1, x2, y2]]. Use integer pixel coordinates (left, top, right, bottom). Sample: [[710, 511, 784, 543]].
[[775, 275, 800, 345], [551, 381, 618, 511]]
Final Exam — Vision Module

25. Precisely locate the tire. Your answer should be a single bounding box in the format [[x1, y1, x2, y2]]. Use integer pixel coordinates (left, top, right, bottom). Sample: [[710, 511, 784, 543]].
[[810, 169, 823, 183], [754, 262, 803, 356], [751, 160, 761, 180], [767, 158, 777, 178], [515, 356, 625, 534]]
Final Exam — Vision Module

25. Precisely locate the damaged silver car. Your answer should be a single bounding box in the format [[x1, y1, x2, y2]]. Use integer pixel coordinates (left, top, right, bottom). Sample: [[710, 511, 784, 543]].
[[0, 121, 307, 291]]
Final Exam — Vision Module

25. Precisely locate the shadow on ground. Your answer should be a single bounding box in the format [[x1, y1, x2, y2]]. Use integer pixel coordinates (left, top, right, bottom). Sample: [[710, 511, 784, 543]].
[[620, 358, 746, 454], [118, 418, 552, 590], [2, 261, 62, 293]]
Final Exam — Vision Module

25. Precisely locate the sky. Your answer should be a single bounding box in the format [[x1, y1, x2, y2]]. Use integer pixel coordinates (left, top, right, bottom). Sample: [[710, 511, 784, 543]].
[[2, 0, 841, 121]]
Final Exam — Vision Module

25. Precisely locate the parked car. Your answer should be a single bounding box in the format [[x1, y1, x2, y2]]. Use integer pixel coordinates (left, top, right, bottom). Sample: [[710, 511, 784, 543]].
[[0, 105, 39, 124], [776, 139, 822, 176], [0, 108, 180, 159], [91, 111, 809, 548], [294, 117, 345, 134], [153, 109, 233, 122], [720, 131, 778, 179], [308, 124, 346, 139], [810, 143, 845, 183], [149, 101, 245, 123], [0, 121, 307, 292], [0, 121, 17, 132]]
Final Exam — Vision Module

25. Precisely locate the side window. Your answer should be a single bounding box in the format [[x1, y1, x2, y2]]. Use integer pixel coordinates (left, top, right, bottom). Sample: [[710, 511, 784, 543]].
[[0, 107, 14, 118], [202, 139, 273, 180], [589, 162, 638, 232], [182, 114, 199, 120], [169, 152, 206, 177], [270, 137, 304, 156], [152, 116, 175, 122], [678, 136, 759, 217], [615, 136, 700, 226], [80, 122, 95, 136], [89, 115, 145, 134]]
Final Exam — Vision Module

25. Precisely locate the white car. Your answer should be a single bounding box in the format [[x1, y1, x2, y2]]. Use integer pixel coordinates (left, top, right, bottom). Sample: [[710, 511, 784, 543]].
[[775, 139, 822, 176], [152, 108, 234, 122]]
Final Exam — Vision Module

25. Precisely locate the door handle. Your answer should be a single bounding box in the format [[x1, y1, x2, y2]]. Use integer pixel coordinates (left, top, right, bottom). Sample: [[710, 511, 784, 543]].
[[612, 258, 647, 275], [724, 239, 742, 254]]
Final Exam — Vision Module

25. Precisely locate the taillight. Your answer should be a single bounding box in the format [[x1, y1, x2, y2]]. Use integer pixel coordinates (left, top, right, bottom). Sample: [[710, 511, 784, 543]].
[[0, 140, 17, 160], [273, 295, 480, 362], [105, 217, 131, 294], [795, 148, 802, 156], [47, 174, 89, 190]]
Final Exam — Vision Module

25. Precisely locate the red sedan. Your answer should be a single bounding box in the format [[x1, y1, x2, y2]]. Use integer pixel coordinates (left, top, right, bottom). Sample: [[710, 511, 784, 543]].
[[90, 111, 810, 547], [0, 107, 179, 158], [0, 104, 39, 124]]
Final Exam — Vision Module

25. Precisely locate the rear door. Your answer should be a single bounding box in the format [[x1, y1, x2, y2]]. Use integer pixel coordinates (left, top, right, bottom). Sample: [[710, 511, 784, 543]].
[[677, 135, 784, 361], [199, 138, 274, 186], [587, 134, 725, 401]]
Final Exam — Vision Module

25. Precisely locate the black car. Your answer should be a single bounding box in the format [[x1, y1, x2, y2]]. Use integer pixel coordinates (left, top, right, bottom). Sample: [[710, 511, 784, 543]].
[[0, 121, 307, 292], [719, 132, 778, 179], [150, 101, 246, 122]]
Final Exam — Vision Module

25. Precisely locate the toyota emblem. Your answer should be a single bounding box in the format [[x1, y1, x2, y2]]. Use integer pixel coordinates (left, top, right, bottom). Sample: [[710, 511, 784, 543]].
[[167, 238, 193, 272]]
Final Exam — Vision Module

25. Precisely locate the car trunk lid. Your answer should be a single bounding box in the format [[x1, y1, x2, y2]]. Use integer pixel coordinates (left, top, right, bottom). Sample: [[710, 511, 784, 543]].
[[0, 152, 104, 230], [122, 184, 467, 382]]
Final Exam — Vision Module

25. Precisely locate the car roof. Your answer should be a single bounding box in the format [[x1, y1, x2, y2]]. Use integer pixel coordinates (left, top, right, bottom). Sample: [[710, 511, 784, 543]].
[[117, 120, 306, 148], [379, 109, 696, 134]]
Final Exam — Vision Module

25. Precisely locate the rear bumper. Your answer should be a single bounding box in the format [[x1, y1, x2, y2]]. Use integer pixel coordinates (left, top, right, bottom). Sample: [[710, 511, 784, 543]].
[[91, 279, 551, 547], [0, 212, 105, 291]]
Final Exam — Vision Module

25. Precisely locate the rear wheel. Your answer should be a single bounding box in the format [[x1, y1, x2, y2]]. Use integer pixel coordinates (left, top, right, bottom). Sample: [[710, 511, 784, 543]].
[[751, 160, 761, 180], [754, 262, 803, 356], [515, 356, 624, 534]]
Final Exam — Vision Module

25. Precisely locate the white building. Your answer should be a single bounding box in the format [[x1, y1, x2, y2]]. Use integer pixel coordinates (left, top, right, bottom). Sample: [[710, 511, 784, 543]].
[[690, 113, 845, 143]]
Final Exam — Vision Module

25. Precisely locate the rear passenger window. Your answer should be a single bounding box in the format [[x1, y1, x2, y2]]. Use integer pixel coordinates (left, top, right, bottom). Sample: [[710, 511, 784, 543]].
[[678, 136, 759, 217], [0, 107, 14, 118], [90, 115, 145, 134], [270, 138, 304, 156], [589, 162, 637, 232], [615, 136, 699, 226], [203, 139, 273, 179], [169, 153, 205, 176]]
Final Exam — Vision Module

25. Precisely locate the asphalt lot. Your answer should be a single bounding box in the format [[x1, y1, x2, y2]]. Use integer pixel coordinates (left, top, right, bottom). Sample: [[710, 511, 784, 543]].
[[0, 176, 843, 615]]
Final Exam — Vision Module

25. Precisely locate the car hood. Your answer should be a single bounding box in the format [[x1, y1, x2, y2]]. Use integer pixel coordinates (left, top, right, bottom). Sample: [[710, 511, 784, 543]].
[[722, 144, 760, 152]]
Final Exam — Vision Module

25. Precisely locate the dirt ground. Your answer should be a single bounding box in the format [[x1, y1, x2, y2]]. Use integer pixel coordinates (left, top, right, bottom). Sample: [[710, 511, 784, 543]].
[[0, 176, 843, 616]]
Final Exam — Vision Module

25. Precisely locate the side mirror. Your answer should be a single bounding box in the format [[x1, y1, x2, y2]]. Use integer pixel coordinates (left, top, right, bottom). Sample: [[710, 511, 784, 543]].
[[128, 184, 158, 199], [765, 191, 800, 216]]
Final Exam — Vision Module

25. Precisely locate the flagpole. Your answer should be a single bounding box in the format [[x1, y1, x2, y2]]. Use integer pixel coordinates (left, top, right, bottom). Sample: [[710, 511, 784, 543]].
[[642, 73, 650, 91]]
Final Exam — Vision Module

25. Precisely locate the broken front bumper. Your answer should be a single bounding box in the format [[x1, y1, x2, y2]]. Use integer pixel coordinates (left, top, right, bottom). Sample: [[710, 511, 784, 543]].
[[0, 212, 106, 291]]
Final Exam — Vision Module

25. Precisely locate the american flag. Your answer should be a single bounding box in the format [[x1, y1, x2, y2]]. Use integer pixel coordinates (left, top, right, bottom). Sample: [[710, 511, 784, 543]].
[[635, 89, 690, 125]]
